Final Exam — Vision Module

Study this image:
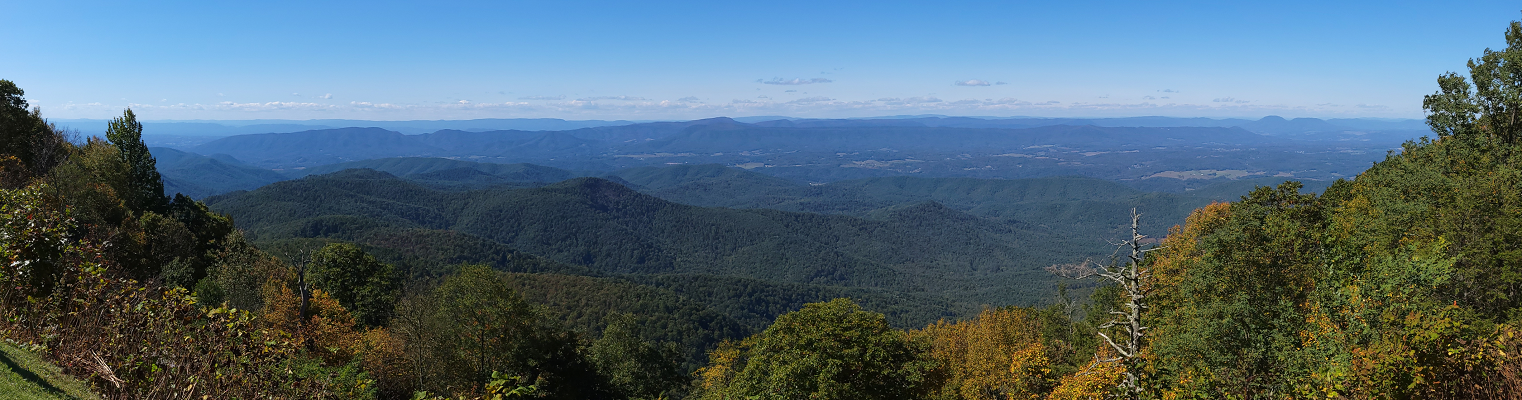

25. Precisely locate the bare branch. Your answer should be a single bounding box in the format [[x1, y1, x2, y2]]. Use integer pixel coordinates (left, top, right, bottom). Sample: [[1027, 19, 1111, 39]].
[[1063, 208, 1152, 399], [1045, 257, 1099, 279]]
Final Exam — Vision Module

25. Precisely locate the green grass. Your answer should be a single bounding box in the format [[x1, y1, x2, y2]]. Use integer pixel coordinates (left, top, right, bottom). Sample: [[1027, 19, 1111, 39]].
[[0, 341, 100, 400]]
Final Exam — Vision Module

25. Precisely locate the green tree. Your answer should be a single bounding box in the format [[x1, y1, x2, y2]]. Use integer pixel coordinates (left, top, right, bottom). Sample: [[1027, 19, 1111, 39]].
[[1147, 182, 1326, 395], [0, 80, 38, 170], [309, 243, 400, 327], [397, 265, 608, 399], [588, 313, 686, 400], [0, 80, 71, 186], [696, 298, 939, 400], [1424, 20, 1522, 145], [104, 108, 165, 213]]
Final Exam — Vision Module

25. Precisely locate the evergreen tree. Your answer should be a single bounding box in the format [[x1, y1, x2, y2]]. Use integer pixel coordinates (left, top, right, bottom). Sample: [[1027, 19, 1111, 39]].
[[105, 108, 166, 213], [0, 80, 32, 163], [0, 80, 70, 185]]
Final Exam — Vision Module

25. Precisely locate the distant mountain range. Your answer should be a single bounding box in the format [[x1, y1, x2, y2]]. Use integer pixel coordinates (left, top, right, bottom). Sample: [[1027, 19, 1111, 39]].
[[57, 115, 1424, 138], [185, 118, 1312, 169], [139, 114, 1418, 204], [52, 117, 646, 136], [760, 115, 1427, 134], [152, 147, 289, 198]]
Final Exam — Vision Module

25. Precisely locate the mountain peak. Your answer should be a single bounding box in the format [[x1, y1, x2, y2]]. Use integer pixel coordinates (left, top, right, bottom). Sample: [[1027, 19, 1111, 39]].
[[690, 117, 742, 126]]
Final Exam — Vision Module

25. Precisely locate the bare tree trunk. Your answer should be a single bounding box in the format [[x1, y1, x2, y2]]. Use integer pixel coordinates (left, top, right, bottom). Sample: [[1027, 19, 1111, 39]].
[[1053, 209, 1154, 399], [1094, 209, 1150, 399]]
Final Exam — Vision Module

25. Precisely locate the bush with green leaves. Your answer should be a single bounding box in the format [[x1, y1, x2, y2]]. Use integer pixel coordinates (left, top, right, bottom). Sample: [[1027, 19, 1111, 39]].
[[691, 298, 940, 400]]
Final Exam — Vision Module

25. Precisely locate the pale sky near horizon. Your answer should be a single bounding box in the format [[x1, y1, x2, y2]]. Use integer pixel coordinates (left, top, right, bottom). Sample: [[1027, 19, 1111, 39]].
[[3, 1, 1519, 121]]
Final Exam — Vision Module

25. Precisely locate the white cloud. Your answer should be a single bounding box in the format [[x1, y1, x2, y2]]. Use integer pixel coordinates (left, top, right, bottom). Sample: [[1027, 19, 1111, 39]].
[[787, 96, 833, 104], [954, 80, 992, 86], [576, 96, 649, 101], [677, 96, 701, 102], [758, 78, 833, 85], [879, 96, 942, 105], [320, 93, 333, 99]]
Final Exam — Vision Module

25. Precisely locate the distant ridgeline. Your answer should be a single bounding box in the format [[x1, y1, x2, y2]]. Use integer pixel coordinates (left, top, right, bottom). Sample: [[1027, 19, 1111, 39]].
[[148, 115, 1414, 193], [141, 113, 1402, 204]]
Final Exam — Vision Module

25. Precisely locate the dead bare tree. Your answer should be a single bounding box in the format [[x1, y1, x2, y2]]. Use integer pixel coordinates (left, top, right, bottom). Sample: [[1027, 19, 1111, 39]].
[[279, 249, 314, 326], [1049, 209, 1157, 399]]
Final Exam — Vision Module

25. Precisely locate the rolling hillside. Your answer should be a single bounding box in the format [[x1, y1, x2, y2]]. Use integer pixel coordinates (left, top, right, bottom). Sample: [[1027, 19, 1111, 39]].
[[205, 169, 1101, 325], [150, 147, 289, 198]]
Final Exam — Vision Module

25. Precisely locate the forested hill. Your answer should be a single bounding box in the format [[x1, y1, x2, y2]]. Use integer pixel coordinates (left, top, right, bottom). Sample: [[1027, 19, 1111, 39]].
[[205, 168, 1099, 321], [244, 157, 1328, 241], [286, 156, 584, 181], [609, 164, 1332, 238], [150, 147, 288, 198]]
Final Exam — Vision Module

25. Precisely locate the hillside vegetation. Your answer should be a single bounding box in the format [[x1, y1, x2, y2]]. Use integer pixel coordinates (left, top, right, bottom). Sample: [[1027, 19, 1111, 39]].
[[205, 169, 1096, 322]]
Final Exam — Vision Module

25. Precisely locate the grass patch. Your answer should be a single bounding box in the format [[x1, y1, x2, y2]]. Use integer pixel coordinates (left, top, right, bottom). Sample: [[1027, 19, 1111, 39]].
[[0, 341, 100, 400]]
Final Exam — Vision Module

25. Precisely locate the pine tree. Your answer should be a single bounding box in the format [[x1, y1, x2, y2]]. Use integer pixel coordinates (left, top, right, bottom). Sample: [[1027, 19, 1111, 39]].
[[105, 108, 166, 213]]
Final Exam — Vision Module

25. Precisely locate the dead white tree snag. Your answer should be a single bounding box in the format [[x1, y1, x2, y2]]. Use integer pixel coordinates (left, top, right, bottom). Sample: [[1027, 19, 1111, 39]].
[[1096, 209, 1151, 398], [1049, 208, 1157, 399]]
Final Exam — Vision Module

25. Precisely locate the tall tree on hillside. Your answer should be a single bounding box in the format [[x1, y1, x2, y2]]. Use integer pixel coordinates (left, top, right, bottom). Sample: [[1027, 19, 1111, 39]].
[[0, 80, 35, 165], [1425, 20, 1522, 145], [105, 108, 166, 212], [0, 80, 71, 185]]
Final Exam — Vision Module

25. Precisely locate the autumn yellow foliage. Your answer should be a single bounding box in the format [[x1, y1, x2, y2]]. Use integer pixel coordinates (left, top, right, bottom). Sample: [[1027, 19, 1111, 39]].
[[915, 307, 1057, 400], [262, 286, 363, 364]]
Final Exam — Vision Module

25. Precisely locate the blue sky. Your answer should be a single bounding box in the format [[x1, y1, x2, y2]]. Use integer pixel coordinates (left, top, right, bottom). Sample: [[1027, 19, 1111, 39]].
[[2, 1, 1518, 121]]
